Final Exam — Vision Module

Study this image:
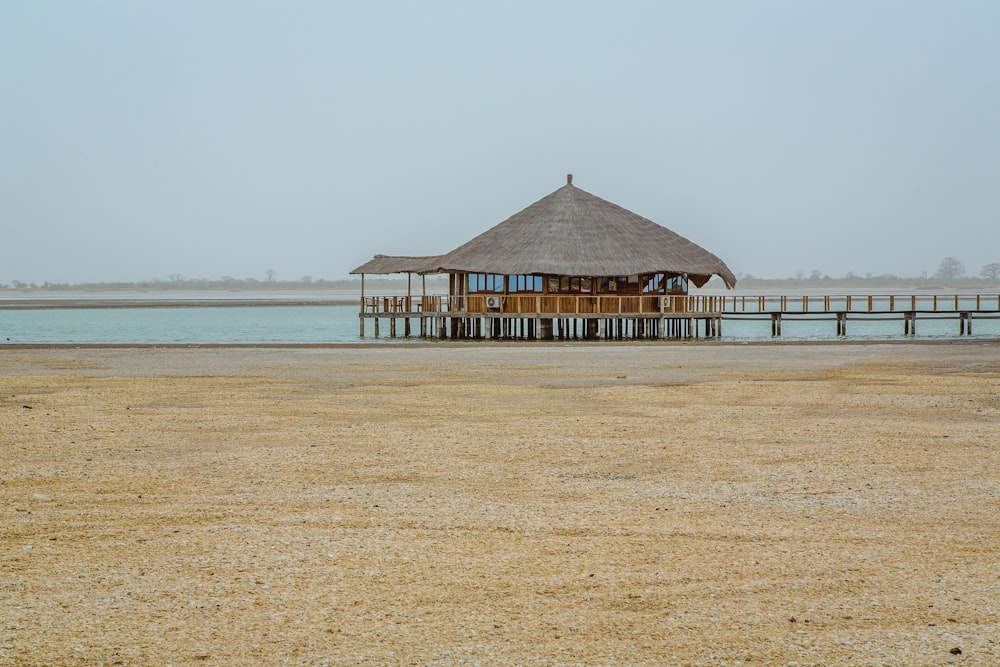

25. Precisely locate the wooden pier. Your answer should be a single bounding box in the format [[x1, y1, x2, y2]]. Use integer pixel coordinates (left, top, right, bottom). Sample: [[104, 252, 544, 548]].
[[358, 293, 1000, 340], [722, 293, 1000, 338]]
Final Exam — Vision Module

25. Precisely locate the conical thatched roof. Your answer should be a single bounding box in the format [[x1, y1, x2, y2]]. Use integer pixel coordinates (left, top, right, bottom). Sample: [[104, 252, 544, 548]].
[[429, 176, 736, 288], [352, 176, 736, 288]]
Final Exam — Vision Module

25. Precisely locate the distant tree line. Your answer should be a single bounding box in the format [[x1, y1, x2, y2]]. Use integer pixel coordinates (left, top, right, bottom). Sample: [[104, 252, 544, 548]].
[[720, 257, 1000, 289], [0, 274, 449, 291], [2, 258, 998, 291]]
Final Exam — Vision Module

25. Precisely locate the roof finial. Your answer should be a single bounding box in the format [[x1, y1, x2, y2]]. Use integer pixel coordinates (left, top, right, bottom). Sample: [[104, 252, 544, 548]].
[[567, 173, 573, 186]]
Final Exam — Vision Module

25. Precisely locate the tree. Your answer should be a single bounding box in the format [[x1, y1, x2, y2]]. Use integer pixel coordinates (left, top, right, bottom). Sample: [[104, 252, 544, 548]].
[[265, 269, 276, 282], [935, 257, 965, 280], [980, 262, 1000, 280]]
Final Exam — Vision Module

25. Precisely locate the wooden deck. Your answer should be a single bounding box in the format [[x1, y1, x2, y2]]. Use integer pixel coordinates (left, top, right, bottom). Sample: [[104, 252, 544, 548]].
[[358, 293, 1000, 339]]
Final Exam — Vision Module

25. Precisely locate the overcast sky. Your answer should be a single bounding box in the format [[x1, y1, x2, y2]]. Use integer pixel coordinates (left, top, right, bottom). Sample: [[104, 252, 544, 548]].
[[2, 1, 998, 284]]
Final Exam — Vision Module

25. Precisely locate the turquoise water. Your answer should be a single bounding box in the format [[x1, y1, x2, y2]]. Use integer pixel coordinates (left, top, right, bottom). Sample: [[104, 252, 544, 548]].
[[2, 303, 998, 344], [1, 305, 372, 345]]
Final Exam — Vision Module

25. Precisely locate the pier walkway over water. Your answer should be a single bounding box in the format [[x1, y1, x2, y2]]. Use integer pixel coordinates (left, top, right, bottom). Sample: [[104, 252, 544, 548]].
[[359, 292, 1000, 339]]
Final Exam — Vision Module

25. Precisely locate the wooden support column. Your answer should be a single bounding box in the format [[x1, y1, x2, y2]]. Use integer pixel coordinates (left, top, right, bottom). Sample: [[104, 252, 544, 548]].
[[960, 312, 971, 336], [771, 313, 781, 337], [539, 318, 554, 340], [359, 274, 366, 337]]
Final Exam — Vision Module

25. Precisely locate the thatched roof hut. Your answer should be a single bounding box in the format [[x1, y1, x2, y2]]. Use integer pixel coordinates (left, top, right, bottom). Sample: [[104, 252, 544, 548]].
[[353, 175, 735, 288]]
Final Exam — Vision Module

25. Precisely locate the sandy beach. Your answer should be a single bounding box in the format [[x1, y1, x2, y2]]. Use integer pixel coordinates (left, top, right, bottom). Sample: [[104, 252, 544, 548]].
[[2, 342, 998, 665]]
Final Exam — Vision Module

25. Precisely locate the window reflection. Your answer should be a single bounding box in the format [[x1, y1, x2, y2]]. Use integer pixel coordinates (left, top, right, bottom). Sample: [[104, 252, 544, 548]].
[[469, 274, 542, 293]]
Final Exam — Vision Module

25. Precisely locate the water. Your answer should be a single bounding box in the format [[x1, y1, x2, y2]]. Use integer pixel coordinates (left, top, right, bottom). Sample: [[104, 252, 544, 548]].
[[2, 302, 998, 344], [0, 305, 374, 345]]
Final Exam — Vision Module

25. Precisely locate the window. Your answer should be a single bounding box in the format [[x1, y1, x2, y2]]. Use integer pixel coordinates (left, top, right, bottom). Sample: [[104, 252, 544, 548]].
[[511, 275, 543, 292], [598, 275, 639, 294], [666, 274, 688, 294], [547, 276, 591, 293], [469, 274, 504, 293], [643, 273, 666, 293]]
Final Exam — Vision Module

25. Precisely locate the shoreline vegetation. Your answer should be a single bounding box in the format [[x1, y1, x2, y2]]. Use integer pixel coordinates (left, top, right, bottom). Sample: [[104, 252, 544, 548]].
[[2, 275, 1000, 293]]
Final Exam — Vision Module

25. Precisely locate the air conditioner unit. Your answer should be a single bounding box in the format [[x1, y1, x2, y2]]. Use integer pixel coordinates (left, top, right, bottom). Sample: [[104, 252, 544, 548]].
[[486, 296, 501, 310]]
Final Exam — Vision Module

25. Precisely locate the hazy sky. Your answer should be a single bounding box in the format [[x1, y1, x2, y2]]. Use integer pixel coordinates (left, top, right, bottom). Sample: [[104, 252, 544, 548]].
[[3, 1, 998, 284]]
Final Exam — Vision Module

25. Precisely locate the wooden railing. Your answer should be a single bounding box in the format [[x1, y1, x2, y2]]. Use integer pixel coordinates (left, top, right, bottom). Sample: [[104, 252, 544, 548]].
[[362, 293, 1000, 316], [720, 293, 1000, 314], [363, 294, 725, 315]]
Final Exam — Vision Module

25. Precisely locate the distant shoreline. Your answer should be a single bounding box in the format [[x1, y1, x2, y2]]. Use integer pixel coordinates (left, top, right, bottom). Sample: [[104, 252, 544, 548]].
[[2, 339, 997, 351], [0, 298, 358, 310]]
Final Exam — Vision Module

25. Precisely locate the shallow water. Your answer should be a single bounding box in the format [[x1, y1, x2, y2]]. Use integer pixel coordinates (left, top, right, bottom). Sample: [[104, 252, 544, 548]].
[[2, 302, 998, 344]]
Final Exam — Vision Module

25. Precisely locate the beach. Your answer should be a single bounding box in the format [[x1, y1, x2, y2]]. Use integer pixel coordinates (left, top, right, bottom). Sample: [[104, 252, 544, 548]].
[[2, 342, 998, 665]]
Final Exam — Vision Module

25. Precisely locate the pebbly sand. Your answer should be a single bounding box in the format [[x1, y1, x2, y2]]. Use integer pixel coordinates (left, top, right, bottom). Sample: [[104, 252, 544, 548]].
[[2, 342, 998, 665]]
